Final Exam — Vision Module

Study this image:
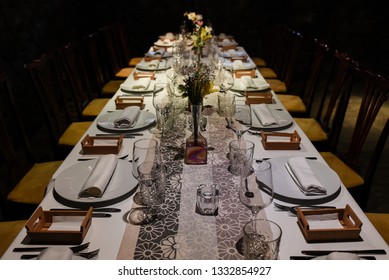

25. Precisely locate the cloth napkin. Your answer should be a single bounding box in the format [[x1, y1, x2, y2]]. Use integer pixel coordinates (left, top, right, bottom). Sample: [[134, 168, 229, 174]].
[[146, 47, 165, 57], [114, 106, 141, 128], [251, 104, 277, 126], [37, 247, 73, 260], [78, 154, 118, 198], [284, 157, 327, 195], [120, 78, 151, 91], [232, 60, 254, 70], [240, 76, 270, 90]]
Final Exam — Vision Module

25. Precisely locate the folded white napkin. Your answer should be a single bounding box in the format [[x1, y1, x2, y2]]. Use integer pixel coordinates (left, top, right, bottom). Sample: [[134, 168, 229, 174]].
[[37, 247, 73, 260], [146, 47, 165, 57], [326, 252, 359, 260], [251, 104, 277, 126], [227, 49, 246, 57], [285, 157, 327, 195], [239, 76, 270, 91], [232, 60, 254, 70], [143, 59, 160, 69], [165, 32, 174, 40], [114, 106, 141, 128], [78, 154, 118, 198]]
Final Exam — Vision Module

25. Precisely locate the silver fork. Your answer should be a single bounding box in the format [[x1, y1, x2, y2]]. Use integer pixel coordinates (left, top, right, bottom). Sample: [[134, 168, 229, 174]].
[[20, 248, 100, 260], [273, 202, 335, 214]]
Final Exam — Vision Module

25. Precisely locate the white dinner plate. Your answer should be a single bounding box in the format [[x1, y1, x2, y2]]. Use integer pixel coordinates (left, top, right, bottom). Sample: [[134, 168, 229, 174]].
[[119, 80, 155, 94], [231, 77, 270, 92], [250, 105, 294, 131], [154, 40, 174, 48], [268, 157, 341, 204], [136, 59, 171, 71], [97, 111, 156, 132], [53, 159, 137, 208]]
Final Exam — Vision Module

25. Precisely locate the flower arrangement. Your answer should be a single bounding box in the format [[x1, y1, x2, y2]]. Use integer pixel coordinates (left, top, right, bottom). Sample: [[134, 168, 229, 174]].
[[184, 12, 213, 48], [178, 62, 215, 105]]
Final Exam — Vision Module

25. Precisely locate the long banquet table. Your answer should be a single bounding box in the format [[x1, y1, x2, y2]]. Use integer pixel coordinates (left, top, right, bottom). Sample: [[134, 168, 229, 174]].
[[2, 37, 389, 260]]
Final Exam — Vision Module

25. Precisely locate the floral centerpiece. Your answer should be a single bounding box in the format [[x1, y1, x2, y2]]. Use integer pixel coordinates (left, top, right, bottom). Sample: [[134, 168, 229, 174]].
[[184, 12, 213, 60]]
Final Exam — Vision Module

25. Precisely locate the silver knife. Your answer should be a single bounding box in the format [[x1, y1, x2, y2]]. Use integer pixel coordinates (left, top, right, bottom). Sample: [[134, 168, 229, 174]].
[[50, 208, 121, 213], [95, 133, 143, 138], [301, 249, 387, 256]]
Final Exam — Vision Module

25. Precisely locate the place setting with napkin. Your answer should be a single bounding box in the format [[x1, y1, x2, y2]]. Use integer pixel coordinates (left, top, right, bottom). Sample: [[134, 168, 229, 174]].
[[233, 75, 270, 91], [120, 77, 152, 93]]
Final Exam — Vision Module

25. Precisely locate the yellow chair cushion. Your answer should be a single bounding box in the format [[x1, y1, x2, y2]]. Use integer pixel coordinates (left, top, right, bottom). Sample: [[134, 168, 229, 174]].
[[294, 118, 328, 142], [320, 152, 364, 189], [82, 98, 109, 118], [115, 67, 135, 79], [7, 160, 63, 204], [366, 213, 389, 245], [251, 57, 267, 67], [259, 67, 277, 79], [59, 121, 92, 147], [266, 79, 287, 93], [128, 57, 143, 67], [277, 94, 307, 114], [0, 220, 27, 257], [101, 80, 122, 97]]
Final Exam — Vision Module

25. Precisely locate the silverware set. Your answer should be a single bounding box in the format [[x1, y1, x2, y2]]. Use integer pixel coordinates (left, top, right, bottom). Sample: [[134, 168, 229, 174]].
[[273, 202, 336, 214], [290, 249, 387, 260]]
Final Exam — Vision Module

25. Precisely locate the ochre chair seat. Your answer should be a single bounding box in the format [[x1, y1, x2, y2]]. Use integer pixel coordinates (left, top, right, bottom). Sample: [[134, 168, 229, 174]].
[[101, 80, 123, 97], [277, 94, 307, 114], [251, 57, 266, 68], [259, 67, 277, 79], [366, 213, 389, 245], [82, 98, 109, 118], [128, 57, 143, 67], [294, 118, 328, 142], [115, 67, 135, 79], [7, 160, 62, 204], [59, 121, 92, 147], [0, 220, 27, 257], [320, 152, 364, 189], [266, 79, 287, 93]]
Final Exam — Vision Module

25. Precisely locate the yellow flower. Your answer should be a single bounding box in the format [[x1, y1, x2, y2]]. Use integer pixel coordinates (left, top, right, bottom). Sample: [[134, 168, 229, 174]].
[[185, 12, 196, 21]]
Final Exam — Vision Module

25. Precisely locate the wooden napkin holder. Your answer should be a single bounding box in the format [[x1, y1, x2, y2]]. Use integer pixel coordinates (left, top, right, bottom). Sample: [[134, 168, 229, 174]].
[[144, 56, 162, 62], [231, 55, 248, 62], [221, 45, 238, 51], [133, 71, 155, 80], [81, 134, 123, 154], [297, 204, 363, 243], [115, 96, 144, 109], [235, 69, 255, 78], [245, 91, 273, 104], [25, 207, 92, 244], [261, 130, 301, 150]]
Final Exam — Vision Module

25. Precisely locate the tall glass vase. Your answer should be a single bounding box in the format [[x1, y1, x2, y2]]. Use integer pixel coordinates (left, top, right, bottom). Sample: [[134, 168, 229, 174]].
[[184, 104, 207, 165]]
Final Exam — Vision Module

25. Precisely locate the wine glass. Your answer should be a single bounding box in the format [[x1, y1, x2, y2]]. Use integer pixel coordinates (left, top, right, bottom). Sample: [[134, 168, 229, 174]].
[[239, 160, 274, 221], [216, 65, 234, 94], [149, 83, 173, 137]]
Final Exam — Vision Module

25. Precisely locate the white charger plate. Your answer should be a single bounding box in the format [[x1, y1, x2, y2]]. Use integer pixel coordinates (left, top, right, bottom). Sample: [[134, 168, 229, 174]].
[[119, 80, 155, 94], [269, 157, 341, 204], [53, 159, 137, 208], [250, 105, 294, 131], [97, 111, 156, 132]]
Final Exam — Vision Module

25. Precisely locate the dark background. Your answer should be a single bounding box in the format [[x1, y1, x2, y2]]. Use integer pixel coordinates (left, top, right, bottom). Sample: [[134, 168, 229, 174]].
[[1, 0, 388, 218]]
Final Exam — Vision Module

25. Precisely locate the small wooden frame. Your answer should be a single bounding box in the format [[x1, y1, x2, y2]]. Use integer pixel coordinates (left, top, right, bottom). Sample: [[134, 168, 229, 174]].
[[115, 96, 144, 109], [297, 205, 363, 243], [261, 130, 301, 150], [144, 56, 162, 62], [81, 134, 123, 155], [133, 71, 155, 80], [25, 207, 92, 244], [234, 69, 255, 78], [245, 91, 272, 104], [221, 45, 238, 51], [230, 55, 248, 62]]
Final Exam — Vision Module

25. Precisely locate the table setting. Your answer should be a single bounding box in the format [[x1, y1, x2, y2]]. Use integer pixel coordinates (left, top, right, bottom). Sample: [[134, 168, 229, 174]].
[[2, 12, 389, 262]]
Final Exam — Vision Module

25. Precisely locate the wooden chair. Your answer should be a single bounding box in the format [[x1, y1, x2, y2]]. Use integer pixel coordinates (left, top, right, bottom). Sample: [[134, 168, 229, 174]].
[[98, 25, 135, 79], [114, 23, 144, 68], [277, 39, 330, 117], [0, 72, 62, 207], [320, 69, 389, 210], [365, 213, 389, 245], [84, 32, 122, 97], [0, 220, 27, 257], [25, 54, 92, 157], [57, 42, 109, 120], [294, 50, 356, 149]]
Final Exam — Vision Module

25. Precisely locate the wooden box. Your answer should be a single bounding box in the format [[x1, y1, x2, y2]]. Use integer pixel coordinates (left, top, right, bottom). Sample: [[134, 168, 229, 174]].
[[133, 71, 155, 80], [245, 91, 273, 104], [297, 205, 363, 243], [235, 69, 255, 78], [81, 134, 123, 155], [115, 96, 144, 109], [25, 207, 92, 244], [231, 55, 248, 62], [144, 56, 162, 62], [261, 130, 301, 150]]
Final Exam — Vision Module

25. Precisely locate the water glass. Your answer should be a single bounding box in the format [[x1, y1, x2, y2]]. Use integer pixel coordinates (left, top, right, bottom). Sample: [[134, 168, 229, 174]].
[[228, 139, 255, 177], [196, 184, 219, 215], [132, 138, 161, 180], [243, 219, 282, 260], [137, 161, 166, 206], [217, 91, 235, 118], [150, 83, 173, 136]]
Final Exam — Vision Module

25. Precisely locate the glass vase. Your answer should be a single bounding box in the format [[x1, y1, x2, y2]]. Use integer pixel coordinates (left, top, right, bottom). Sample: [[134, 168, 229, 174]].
[[184, 104, 207, 165]]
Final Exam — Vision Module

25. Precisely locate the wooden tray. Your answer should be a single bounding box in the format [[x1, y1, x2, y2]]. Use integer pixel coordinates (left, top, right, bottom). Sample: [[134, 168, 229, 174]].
[[261, 130, 301, 150], [133, 71, 155, 80], [115, 96, 144, 109], [231, 56, 248, 62], [235, 69, 255, 78], [81, 134, 123, 154], [25, 207, 92, 244], [144, 56, 162, 62], [297, 204, 362, 243], [245, 91, 272, 104]]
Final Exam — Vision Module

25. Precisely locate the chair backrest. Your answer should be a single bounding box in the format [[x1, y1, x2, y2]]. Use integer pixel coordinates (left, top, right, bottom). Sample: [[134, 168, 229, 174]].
[[24, 53, 73, 153]]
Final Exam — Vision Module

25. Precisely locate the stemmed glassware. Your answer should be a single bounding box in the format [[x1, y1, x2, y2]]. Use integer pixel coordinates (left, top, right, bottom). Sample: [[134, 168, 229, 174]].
[[149, 83, 173, 137]]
